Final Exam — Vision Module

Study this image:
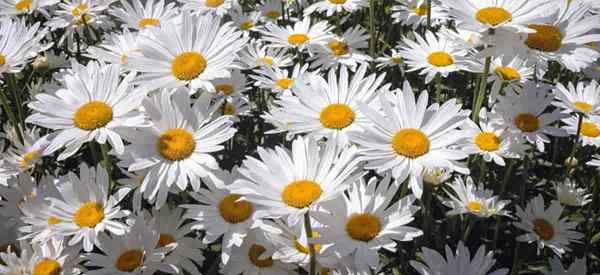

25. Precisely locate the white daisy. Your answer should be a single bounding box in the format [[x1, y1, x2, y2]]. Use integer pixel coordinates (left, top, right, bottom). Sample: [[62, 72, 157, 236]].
[[304, 0, 367, 16], [26, 62, 147, 160], [259, 0, 284, 21], [544, 257, 587, 275], [216, 96, 251, 121], [230, 6, 261, 33], [46, 0, 113, 46], [0, 0, 58, 16], [229, 136, 362, 226], [0, 16, 49, 74], [314, 175, 423, 273], [0, 243, 30, 275], [110, 0, 179, 31], [410, 242, 509, 275], [553, 80, 600, 115], [26, 238, 80, 275], [17, 177, 64, 243], [237, 40, 294, 69], [553, 178, 592, 207], [86, 29, 142, 67], [514, 195, 584, 256], [375, 48, 404, 69], [561, 114, 600, 147], [0, 174, 53, 222], [0, 127, 49, 185], [348, 81, 470, 198], [259, 17, 333, 52], [250, 64, 310, 94], [308, 25, 371, 71], [178, 0, 233, 17], [472, 55, 534, 104], [210, 69, 249, 98], [441, 176, 510, 218], [391, 0, 448, 29]]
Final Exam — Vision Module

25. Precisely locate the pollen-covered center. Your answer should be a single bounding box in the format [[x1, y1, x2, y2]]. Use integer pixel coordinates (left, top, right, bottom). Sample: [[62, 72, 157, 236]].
[[71, 3, 88, 17], [275, 78, 294, 89], [281, 180, 322, 208], [427, 51, 454, 67], [157, 233, 176, 248], [33, 258, 61, 275], [532, 218, 554, 241], [222, 102, 236, 115], [288, 33, 310, 45], [346, 213, 381, 242], [581, 121, 600, 137], [171, 52, 207, 81], [574, 101, 593, 113], [47, 216, 61, 225], [319, 103, 355, 129], [328, 0, 347, 4], [514, 113, 539, 133], [475, 7, 512, 26], [73, 101, 113, 130], [157, 128, 196, 161], [138, 18, 160, 29], [294, 231, 322, 254], [414, 4, 429, 16], [115, 249, 144, 272], [474, 132, 500, 152], [248, 244, 274, 268], [240, 21, 254, 30], [0, 54, 6, 66], [205, 0, 225, 7], [15, 0, 32, 10], [328, 40, 349, 56], [467, 201, 483, 212], [391, 56, 403, 64], [495, 66, 520, 81], [218, 194, 253, 224], [74, 201, 104, 228], [20, 150, 40, 169], [259, 56, 274, 66], [265, 10, 281, 19], [216, 84, 235, 95], [392, 128, 430, 158], [525, 24, 562, 52]]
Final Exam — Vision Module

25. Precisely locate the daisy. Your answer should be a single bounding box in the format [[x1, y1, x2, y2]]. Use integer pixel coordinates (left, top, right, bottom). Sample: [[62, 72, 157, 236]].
[[230, 6, 261, 33], [250, 64, 310, 94], [237, 40, 294, 69], [544, 257, 587, 275], [127, 12, 247, 92], [348, 81, 470, 198], [494, 82, 567, 152], [410, 242, 509, 275], [216, 96, 251, 121], [17, 177, 64, 243], [83, 214, 178, 274], [561, 114, 600, 147], [441, 176, 510, 218], [110, 0, 179, 31], [375, 48, 405, 69], [398, 30, 469, 83], [472, 55, 534, 104], [86, 29, 142, 68], [26, 62, 147, 160], [440, 0, 555, 34], [0, 174, 52, 222], [229, 136, 362, 226], [46, 0, 113, 46], [303, 0, 367, 16], [553, 80, 600, 115], [259, 17, 333, 52], [391, 0, 448, 29], [514, 195, 584, 256], [48, 165, 130, 252], [26, 238, 80, 275], [181, 168, 258, 265], [423, 167, 452, 190], [210, 69, 249, 98], [0, 126, 49, 177], [178, 0, 233, 17], [259, 0, 284, 21], [0, 17, 49, 74], [0, 0, 58, 16], [266, 64, 389, 144], [118, 88, 236, 208], [553, 178, 592, 207], [0, 245, 30, 275], [308, 25, 371, 71]]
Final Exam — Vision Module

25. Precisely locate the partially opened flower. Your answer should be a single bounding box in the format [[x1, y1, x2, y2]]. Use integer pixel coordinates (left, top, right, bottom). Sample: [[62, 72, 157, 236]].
[[110, 0, 179, 31], [441, 176, 510, 218], [553, 80, 600, 115], [0, 16, 49, 74], [410, 242, 509, 275]]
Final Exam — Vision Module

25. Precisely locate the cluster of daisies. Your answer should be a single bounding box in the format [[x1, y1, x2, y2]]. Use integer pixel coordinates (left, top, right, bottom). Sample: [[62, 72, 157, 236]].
[[0, 0, 600, 274]]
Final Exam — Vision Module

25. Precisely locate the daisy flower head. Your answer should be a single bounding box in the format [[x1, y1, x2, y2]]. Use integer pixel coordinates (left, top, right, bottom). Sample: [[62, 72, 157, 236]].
[[441, 176, 510, 218], [16, 177, 65, 243], [313, 174, 423, 273], [410, 242, 509, 275], [210, 69, 249, 98], [553, 80, 600, 115], [259, 0, 284, 21], [251, 63, 310, 94], [229, 136, 362, 226], [514, 195, 584, 256], [86, 29, 142, 68], [398, 30, 469, 83], [47, 0, 113, 45], [375, 48, 404, 69], [49, 164, 130, 252], [0, 16, 49, 74], [480, 55, 534, 104], [391, 0, 448, 29], [494, 82, 567, 152], [0, 0, 58, 16], [26, 61, 147, 160], [303, 0, 368, 16], [0, 127, 49, 184], [544, 257, 587, 275], [553, 178, 591, 207], [119, 88, 236, 208], [308, 25, 371, 71], [178, 0, 233, 17], [348, 81, 471, 198], [110, 0, 179, 31], [266, 64, 389, 144], [561, 114, 600, 147], [25, 238, 80, 275], [83, 214, 178, 274], [230, 6, 261, 33], [259, 17, 333, 52], [237, 40, 294, 69], [216, 96, 251, 121], [128, 12, 247, 92], [0, 174, 55, 226]]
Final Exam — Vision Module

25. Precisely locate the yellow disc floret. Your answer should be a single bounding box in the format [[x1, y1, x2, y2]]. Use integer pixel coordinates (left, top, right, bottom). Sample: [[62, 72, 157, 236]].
[[532, 218, 554, 241], [73, 101, 113, 130], [218, 194, 253, 224], [171, 52, 207, 81], [15, 0, 32, 11], [156, 128, 196, 161], [319, 104, 355, 129], [514, 113, 539, 133], [33, 258, 61, 275], [281, 180, 322, 209], [345, 213, 381, 242], [475, 7, 512, 26], [115, 249, 144, 272], [474, 132, 500, 152], [581, 121, 600, 137], [138, 18, 160, 29], [248, 244, 274, 268], [288, 33, 310, 45], [525, 24, 562, 52], [392, 128, 430, 158], [427, 51, 454, 67], [74, 201, 104, 228], [495, 66, 521, 81]]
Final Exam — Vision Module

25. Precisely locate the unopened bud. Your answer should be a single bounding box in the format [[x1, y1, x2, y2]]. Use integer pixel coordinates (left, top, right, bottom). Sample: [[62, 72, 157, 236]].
[[32, 55, 49, 71], [564, 157, 578, 169], [423, 167, 451, 190]]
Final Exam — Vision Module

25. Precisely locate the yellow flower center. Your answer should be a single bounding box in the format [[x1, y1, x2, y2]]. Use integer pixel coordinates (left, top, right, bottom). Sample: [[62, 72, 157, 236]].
[[294, 231, 322, 254], [474, 132, 500, 152], [120, 54, 128, 64], [156, 128, 196, 161], [281, 180, 322, 208], [467, 201, 483, 212], [574, 101, 593, 113], [15, 0, 32, 11], [240, 21, 254, 30], [33, 258, 61, 275], [171, 52, 207, 81], [532, 218, 554, 241], [581, 121, 600, 137], [216, 84, 235, 95], [74, 202, 104, 228], [525, 24, 562, 52], [495, 66, 520, 81], [275, 78, 294, 89], [71, 3, 88, 17], [345, 213, 381, 242], [138, 18, 160, 29], [328, 40, 349, 56], [222, 102, 236, 115], [73, 101, 113, 130], [74, 14, 93, 26], [427, 51, 454, 67], [514, 113, 539, 133], [392, 128, 430, 158], [248, 244, 274, 268], [0, 54, 5, 66], [319, 104, 355, 129], [288, 33, 310, 45], [115, 249, 144, 272], [205, 0, 225, 7], [266, 10, 281, 19], [47, 216, 61, 225], [20, 150, 40, 169], [328, 0, 347, 4], [218, 194, 253, 224], [157, 233, 176, 248], [259, 56, 274, 66], [475, 7, 512, 26], [391, 56, 403, 64], [414, 4, 428, 16]]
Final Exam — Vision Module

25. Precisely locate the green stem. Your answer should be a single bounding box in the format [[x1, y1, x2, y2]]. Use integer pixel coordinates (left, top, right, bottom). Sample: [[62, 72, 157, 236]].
[[100, 142, 114, 190], [369, 0, 376, 59], [0, 88, 24, 143], [304, 212, 317, 275], [462, 216, 474, 242], [568, 113, 583, 160], [7, 74, 25, 127], [472, 56, 491, 123], [426, 0, 432, 30], [435, 73, 443, 103], [584, 176, 599, 257]]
